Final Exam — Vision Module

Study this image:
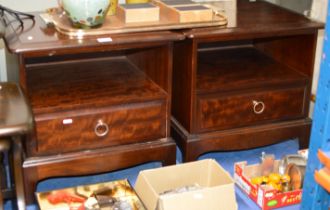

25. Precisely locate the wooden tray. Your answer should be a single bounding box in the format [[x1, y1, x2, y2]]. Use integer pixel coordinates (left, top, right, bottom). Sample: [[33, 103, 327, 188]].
[[49, 2, 227, 37]]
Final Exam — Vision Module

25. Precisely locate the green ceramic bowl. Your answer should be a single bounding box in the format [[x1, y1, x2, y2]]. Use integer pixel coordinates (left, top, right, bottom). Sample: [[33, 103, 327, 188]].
[[62, 0, 110, 28]]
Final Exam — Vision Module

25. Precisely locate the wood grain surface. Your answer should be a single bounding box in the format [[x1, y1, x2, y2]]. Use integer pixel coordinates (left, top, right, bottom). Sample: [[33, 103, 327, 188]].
[[171, 0, 323, 161]]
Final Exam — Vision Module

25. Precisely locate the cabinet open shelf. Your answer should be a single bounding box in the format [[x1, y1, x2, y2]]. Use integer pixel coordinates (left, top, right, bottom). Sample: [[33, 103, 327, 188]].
[[26, 56, 167, 115], [197, 47, 309, 94]]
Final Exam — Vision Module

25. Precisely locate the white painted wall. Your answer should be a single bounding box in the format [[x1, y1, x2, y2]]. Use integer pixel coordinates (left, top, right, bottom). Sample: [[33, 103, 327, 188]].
[[310, 0, 328, 94], [271, 0, 312, 14], [0, 41, 6, 81], [0, 1, 58, 82], [1, 0, 125, 12], [1, 0, 58, 12], [311, 0, 328, 21], [309, 0, 328, 117]]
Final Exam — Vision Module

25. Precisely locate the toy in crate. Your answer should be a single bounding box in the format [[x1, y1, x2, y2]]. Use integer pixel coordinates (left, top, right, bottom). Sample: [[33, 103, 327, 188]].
[[234, 151, 307, 210], [36, 179, 145, 210]]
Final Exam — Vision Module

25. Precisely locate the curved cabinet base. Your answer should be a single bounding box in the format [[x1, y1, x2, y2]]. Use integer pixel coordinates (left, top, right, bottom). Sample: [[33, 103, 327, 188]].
[[23, 137, 176, 204], [171, 117, 311, 162]]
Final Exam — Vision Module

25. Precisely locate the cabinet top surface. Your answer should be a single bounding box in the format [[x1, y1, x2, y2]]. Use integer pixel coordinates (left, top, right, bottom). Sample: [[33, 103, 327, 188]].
[[3, 0, 323, 54], [185, 0, 323, 39], [0, 82, 33, 136]]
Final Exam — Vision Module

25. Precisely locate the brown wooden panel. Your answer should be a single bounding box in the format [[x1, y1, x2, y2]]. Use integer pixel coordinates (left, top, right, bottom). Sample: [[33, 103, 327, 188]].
[[127, 44, 172, 94], [254, 34, 318, 116], [23, 138, 177, 204], [197, 47, 308, 94], [254, 34, 318, 78], [35, 100, 166, 155], [127, 44, 173, 136], [26, 56, 167, 115], [172, 117, 311, 162], [196, 87, 306, 132], [171, 39, 197, 132]]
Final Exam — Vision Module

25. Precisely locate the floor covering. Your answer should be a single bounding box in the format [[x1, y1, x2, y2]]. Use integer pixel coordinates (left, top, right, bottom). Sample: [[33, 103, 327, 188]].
[[4, 139, 300, 210]]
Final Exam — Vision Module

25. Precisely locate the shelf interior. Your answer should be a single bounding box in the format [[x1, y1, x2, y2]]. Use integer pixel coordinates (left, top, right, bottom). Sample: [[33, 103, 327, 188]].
[[197, 46, 308, 94], [26, 56, 167, 115]]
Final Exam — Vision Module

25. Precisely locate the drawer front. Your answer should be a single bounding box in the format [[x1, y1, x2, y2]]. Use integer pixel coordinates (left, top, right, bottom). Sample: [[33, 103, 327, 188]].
[[35, 101, 167, 155], [196, 87, 306, 132]]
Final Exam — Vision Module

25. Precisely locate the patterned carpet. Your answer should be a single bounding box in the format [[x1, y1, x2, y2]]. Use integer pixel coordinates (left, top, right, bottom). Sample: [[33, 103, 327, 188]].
[[4, 139, 300, 210]]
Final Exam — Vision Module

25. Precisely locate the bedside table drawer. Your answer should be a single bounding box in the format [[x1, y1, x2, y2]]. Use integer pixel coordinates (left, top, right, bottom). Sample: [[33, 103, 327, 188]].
[[35, 100, 167, 155], [196, 87, 306, 132]]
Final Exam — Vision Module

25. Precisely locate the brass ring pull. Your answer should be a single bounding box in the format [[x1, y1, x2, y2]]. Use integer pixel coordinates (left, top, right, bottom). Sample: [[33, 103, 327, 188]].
[[94, 120, 109, 137], [252, 100, 265, 114]]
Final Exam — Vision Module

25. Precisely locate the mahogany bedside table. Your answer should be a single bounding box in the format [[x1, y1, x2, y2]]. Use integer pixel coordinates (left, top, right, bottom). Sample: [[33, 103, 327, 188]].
[[171, 0, 324, 162], [2, 12, 183, 203]]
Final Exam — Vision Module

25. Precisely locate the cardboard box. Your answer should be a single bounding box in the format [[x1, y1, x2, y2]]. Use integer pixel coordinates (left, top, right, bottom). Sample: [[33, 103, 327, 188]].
[[234, 161, 302, 210], [36, 179, 145, 210], [117, 3, 160, 23], [135, 159, 237, 210]]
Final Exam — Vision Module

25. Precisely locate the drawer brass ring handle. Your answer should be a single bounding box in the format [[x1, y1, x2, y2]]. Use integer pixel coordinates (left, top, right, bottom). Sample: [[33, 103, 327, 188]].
[[94, 120, 109, 137], [252, 100, 265, 114]]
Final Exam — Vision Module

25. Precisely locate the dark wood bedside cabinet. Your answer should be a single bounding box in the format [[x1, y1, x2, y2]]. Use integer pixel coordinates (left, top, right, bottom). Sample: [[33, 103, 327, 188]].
[[171, 0, 324, 162], [3, 14, 183, 203]]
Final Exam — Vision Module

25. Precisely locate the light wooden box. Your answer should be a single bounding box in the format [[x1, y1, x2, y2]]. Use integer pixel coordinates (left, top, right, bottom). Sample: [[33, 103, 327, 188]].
[[153, 0, 213, 23], [172, 5, 213, 23], [117, 3, 160, 23]]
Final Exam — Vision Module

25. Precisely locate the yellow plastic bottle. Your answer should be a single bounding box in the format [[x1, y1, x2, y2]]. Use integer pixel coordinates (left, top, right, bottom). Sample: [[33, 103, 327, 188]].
[[107, 0, 118, 15]]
